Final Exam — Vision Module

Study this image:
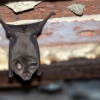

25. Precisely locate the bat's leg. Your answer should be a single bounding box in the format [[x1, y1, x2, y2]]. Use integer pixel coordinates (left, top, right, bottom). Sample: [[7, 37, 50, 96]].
[[35, 12, 56, 35], [9, 38, 14, 78], [33, 35, 42, 76], [0, 18, 17, 39], [0, 18, 11, 34]]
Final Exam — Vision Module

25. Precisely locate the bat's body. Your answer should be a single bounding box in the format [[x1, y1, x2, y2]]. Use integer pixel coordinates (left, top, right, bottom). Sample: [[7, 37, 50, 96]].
[[0, 12, 55, 81]]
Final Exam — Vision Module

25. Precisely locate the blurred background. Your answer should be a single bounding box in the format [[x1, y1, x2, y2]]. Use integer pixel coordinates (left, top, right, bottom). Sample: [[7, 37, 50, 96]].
[[1, 79, 100, 100]]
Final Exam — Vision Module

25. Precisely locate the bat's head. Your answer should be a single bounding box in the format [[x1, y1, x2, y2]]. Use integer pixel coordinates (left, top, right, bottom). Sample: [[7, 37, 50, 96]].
[[13, 55, 38, 81], [0, 12, 56, 81]]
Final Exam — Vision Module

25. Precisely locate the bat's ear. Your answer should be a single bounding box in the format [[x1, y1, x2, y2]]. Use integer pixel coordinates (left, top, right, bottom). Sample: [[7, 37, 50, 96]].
[[36, 64, 42, 76], [32, 12, 56, 36]]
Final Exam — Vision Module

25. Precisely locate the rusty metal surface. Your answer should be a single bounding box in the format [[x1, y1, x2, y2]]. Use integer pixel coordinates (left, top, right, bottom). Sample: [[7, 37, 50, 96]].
[[38, 20, 100, 46]]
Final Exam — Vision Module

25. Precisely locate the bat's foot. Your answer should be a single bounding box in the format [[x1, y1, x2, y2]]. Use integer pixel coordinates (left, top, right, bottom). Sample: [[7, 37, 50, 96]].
[[51, 12, 56, 15]]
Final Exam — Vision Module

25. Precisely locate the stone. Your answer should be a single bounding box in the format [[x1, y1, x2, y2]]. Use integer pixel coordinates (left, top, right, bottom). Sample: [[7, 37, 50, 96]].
[[67, 4, 85, 16], [5, 1, 42, 13]]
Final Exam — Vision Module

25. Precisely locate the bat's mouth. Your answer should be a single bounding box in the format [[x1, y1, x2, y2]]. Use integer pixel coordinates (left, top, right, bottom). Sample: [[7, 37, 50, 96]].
[[21, 71, 32, 81]]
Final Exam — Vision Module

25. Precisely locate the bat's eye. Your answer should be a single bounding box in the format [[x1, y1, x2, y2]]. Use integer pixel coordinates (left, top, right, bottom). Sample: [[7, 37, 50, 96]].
[[16, 61, 23, 70], [29, 63, 37, 69], [17, 63, 22, 70]]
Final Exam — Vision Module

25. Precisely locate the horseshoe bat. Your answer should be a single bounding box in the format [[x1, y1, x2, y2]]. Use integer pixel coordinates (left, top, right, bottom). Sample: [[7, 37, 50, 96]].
[[0, 12, 56, 81]]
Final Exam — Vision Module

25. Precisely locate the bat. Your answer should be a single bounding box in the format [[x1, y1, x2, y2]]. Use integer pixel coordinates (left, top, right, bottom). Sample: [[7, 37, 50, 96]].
[[0, 12, 56, 81]]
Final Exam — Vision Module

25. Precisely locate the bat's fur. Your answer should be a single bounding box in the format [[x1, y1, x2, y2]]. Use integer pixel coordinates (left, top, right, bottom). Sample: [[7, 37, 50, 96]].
[[0, 12, 55, 81]]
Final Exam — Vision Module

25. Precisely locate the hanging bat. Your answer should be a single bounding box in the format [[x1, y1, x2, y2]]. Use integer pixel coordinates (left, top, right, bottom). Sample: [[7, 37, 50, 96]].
[[0, 12, 56, 81]]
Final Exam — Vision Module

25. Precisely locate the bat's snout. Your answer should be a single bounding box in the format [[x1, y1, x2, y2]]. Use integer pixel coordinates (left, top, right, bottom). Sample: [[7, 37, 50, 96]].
[[22, 71, 32, 81]]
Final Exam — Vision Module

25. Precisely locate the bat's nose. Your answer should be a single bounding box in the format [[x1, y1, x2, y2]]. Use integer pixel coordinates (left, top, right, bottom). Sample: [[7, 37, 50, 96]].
[[23, 71, 31, 80]]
